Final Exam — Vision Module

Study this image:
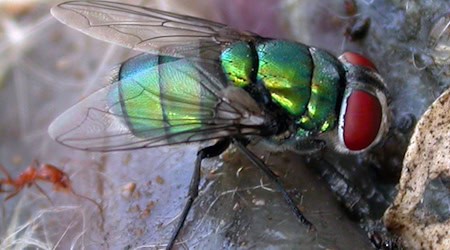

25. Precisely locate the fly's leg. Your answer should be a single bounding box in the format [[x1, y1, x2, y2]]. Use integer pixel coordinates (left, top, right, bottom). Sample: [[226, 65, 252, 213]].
[[292, 139, 326, 155], [166, 139, 230, 250], [232, 138, 315, 231]]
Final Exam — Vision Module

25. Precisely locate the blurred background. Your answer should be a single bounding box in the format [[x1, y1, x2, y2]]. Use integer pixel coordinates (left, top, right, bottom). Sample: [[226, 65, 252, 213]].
[[0, 0, 449, 249]]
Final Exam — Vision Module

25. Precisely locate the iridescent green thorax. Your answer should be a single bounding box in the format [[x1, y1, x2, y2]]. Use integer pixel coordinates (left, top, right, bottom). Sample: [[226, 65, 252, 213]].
[[256, 41, 313, 117], [220, 40, 345, 135], [108, 54, 213, 140], [298, 48, 345, 133], [221, 41, 256, 88], [221, 40, 315, 116]]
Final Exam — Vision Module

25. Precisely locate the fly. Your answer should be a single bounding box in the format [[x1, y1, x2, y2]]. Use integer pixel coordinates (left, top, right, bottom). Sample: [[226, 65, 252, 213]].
[[48, 1, 390, 249]]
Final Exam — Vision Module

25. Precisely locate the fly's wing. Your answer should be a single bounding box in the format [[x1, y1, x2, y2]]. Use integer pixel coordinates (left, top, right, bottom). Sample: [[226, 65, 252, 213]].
[[48, 56, 267, 151], [51, 1, 258, 57]]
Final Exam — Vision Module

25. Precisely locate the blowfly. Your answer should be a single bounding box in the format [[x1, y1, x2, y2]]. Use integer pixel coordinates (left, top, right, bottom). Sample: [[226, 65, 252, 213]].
[[49, 1, 390, 249]]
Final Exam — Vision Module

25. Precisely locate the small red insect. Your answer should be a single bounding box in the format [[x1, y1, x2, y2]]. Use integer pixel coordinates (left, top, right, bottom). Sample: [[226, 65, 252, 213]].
[[0, 161, 101, 211]]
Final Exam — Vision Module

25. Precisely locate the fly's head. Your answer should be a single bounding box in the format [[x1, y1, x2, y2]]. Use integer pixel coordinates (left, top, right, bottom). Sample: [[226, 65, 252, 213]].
[[332, 52, 390, 154]]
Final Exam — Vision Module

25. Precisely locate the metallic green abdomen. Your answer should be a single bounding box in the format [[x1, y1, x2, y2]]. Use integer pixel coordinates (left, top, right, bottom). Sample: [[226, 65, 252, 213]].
[[221, 40, 345, 134], [108, 54, 213, 140]]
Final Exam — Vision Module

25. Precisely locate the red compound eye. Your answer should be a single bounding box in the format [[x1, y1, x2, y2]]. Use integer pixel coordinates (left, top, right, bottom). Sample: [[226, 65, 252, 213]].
[[343, 90, 382, 151], [341, 52, 378, 72]]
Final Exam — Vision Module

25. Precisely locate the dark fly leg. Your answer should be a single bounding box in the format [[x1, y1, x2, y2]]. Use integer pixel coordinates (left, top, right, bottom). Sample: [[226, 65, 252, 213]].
[[232, 138, 315, 230], [166, 139, 231, 250]]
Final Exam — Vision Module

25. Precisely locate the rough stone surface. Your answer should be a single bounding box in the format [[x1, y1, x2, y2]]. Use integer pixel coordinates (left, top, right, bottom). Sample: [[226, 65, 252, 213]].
[[384, 88, 450, 250]]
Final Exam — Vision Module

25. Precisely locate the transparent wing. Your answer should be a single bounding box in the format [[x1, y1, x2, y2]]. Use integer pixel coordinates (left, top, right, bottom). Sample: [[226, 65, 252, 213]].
[[48, 56, 267, 151], [51, 0, 258, 57]]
